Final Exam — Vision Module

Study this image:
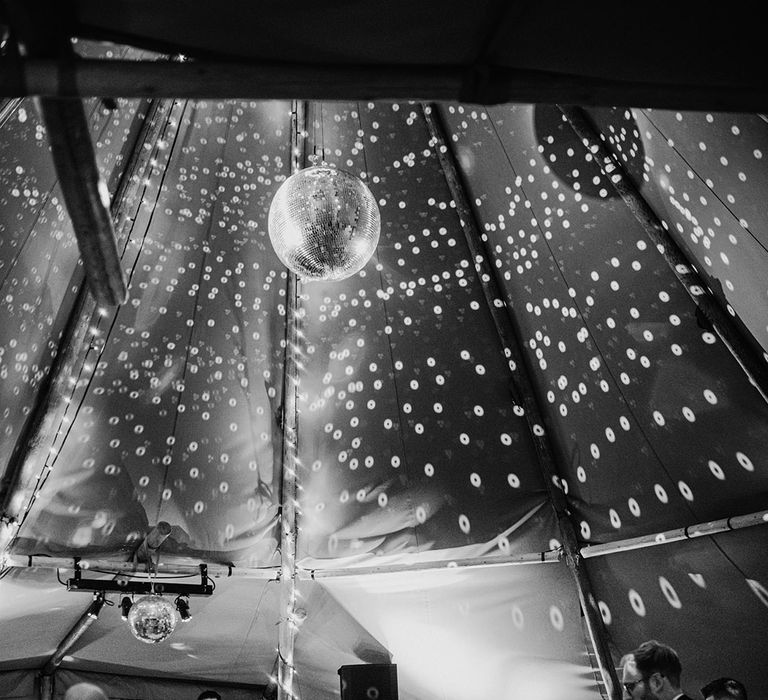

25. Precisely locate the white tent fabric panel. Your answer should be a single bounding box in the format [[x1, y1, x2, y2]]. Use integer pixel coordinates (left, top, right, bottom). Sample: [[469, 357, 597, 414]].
[[0, 568, 90, 668], [317, 564, 596, 700]]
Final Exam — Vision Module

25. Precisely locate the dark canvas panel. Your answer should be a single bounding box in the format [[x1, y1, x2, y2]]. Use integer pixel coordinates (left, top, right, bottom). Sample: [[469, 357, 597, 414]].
[[587, 526, 768, 697], [440, 102, 768, 543], [589, 107, 768, 352], [11, 99, 291, 566], [297, 102, 555, 566]]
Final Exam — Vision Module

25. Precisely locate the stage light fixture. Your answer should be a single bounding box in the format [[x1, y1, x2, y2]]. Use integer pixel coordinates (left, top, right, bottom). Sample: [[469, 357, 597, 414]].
[[120, 596, 133, 621], [175, 595, 192, 622]]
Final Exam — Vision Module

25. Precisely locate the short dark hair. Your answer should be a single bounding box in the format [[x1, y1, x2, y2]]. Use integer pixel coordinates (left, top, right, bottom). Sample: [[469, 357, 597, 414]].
[[196, 692, 221, 700], [631, 639, 682, 687], [701, 677, 747, 700]]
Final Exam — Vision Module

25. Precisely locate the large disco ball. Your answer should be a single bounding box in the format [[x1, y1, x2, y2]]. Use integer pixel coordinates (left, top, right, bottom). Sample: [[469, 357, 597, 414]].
[[268, 166, 380, 281], [127, 594, 177, 644]]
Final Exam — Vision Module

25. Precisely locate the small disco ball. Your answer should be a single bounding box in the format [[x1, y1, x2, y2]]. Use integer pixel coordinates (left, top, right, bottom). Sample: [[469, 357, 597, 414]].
[[127, 594, 177, 644], [268, 166, 381, 281]]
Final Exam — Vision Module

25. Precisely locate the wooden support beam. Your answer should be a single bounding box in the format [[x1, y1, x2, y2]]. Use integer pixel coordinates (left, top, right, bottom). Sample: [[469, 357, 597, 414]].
[[3, 0, 127, 306], [581, 508, 768, 559], [301, 550, 559, 580], [423, 103, 622, 700], [14, 507, 765, 580], [40, 97, 128, 305], [1, 57, 768, 111]]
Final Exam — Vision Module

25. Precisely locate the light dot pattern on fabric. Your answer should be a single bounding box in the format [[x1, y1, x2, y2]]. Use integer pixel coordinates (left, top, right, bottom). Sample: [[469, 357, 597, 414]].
[[1, 84, 767, 699], [587, 529, 768, 695], [441, 103, 768, 544], [596, 108, 768, 351], [296, 102, 554, 564], [7, 97, 291, 566]]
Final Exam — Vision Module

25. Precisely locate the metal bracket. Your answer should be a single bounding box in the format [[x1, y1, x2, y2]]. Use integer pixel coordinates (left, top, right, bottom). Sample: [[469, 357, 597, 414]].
[[67, 561, 213, 596]]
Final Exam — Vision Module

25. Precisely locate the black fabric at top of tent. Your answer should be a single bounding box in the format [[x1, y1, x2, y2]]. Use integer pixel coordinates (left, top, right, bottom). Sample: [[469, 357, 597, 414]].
[[59, 1, 765, 90]]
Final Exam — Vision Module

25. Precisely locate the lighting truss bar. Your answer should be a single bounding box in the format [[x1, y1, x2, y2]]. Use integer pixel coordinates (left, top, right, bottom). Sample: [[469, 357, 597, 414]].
[[66, 561, 213, 595], [2, 58, 768, 111], [423, 103, 621, 700], [558, 105, 768, 406], [66, 578, 214, 596]]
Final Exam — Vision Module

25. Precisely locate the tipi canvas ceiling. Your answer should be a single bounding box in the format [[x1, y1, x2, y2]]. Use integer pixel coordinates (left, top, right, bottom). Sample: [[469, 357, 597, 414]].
[[0, 4, 767, 700]]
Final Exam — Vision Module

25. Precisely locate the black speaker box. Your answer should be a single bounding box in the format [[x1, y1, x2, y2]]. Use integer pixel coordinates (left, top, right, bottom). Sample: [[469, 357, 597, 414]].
[[338, 663, 398, 700]]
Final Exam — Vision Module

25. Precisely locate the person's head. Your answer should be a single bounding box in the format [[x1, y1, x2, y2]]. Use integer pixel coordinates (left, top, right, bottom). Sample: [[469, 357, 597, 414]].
[[621, 653, 645, 700], [701, 677, 747, 700], [621, 640, 683, 700], [196, 692, 221, 700], [63, 682, 108, 700]]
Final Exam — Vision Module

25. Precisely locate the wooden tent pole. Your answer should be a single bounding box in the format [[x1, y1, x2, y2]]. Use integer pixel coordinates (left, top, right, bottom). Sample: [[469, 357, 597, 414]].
[[422, 103, 621, 700], [39, 593, 106, 699], [276, 99, 307, 700], [557, 105, 768, 405], [4, 0, 127, 305], [40, 97, 128, 306], [13, 506, 766, 579]]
